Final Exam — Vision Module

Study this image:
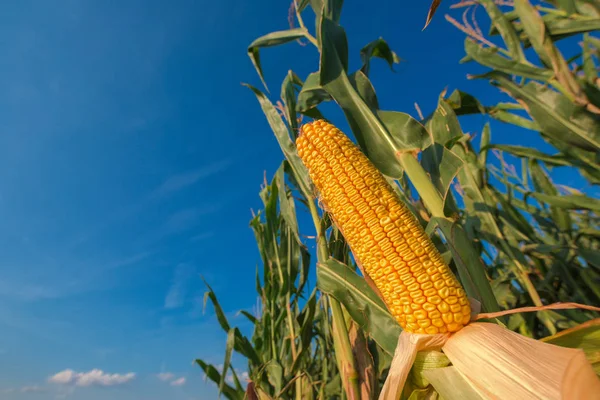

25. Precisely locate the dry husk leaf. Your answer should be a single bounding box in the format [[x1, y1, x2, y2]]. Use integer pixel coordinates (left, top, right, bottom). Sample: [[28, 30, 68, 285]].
[[380, 319, 600, 399], [443, 322, 600, 400], [378, 332, 450, 400]]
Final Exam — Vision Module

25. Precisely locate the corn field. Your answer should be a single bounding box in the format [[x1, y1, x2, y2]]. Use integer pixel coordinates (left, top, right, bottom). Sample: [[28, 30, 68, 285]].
[[196, 0, 600, 398]]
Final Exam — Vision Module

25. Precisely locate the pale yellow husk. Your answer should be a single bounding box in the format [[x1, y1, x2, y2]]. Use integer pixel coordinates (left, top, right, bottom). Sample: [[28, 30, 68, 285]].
[[380, 322, 600, 400]]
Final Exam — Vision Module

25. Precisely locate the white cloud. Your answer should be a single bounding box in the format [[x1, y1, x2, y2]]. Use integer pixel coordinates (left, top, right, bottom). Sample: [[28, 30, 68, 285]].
[[170, 377, 186, 386], [164, 263, 194, 309], [48, 369, 135, 387], [156, 372, 175, 382], [20, 385, 45, 393], [156, 372, 186, 386]]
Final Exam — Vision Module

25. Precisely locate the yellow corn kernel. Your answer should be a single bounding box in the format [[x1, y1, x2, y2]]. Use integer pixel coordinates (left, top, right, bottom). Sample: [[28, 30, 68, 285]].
[[296, 120, 471, 333]]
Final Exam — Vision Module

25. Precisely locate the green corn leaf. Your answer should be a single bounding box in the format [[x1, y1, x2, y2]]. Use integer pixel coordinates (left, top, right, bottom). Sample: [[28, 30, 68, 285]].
[[489, 75, 600, 152], [297, 72, 332, 113], [349, 69, 380, 111], [463, 38, 554, 81], [424, 366, 485, 400], [478, 123, 491, 168], [446, 89, 486, 116], [526, 192, 600, 212], [359, 37, 401, 76], [281, 70, 303, 136], [219, 328, 236, 393], [529, 160, 572, 231], [248, 28, 309, 91], [420, 143, 464, 205], [483, 144, 573, 167], [488, 109, 541, 131], [317, 258, 401, 355], [541, 318, 600, 374], [244, 83, 312, 198], [478, 0, 526, 61], [266, 360, 284, 395], [195, 359, 244, 400], [583, 33, 599, 84]]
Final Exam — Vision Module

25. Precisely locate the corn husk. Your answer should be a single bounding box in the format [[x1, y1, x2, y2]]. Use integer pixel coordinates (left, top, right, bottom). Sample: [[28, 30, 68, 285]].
[[378, 332, 450, 400], [380, 321, 600, 400], [443, 322, 600, 400], [422, 366, 485, 400]]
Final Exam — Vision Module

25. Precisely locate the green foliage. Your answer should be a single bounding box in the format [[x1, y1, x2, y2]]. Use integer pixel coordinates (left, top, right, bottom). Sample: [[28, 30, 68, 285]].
[[197, 1, 600, 398]]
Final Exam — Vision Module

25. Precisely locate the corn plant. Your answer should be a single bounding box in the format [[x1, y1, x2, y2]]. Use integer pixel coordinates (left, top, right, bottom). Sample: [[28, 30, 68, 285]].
[[196, 164, 349, 399], [196, 0, 600, 398]]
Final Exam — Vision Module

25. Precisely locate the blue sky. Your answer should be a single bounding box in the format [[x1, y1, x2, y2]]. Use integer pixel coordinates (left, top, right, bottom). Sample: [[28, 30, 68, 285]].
[[0, 1, 590, 399]]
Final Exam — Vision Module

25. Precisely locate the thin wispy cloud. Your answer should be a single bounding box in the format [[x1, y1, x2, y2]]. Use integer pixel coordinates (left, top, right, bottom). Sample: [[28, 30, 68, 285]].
[[162, 207, 216, 235], [0, 251, 153, 302], [164, 263, 194, 309], [48, 369, 136, 387], [170, 377, 186, 386], [20, 385, 45, 393], [156, 372, 186, 386], [151, 159, 231, 198], [156, 372, 175, 382], [190, 231, 214, 242], [2, 385, 46, 394]]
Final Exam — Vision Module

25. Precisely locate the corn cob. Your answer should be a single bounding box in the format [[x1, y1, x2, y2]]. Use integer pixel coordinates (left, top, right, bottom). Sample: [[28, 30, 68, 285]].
[[296, 120, 471, 334]]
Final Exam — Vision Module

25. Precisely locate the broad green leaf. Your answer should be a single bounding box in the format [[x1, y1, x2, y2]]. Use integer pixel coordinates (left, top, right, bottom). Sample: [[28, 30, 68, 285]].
[[266, 360, 284, 395], [202, 281, 261, 364], [483, 144, 573, 167], [297, 72, 332, 113], [410, 351, 451, 388], [514, 0, 554, 68], [377, 110, 431, 150], [527, 192, 600, 212], [463, 38, 554, 81], [323, 0, 344, 23], [478, 123, 491, 168], [239, 310, 258, 325], [219, 328, 236, 393], [248, 28, 309, 90], [195, 359, 244, 400], [244, 84, 312, 197], [421, 144, 464, 205], [446, 89, 486, 116], [543, 17, 600, 37], [281, 70, 303, 136], [529, 161, 571, 231], [488, 109, 541, 131], [275, 163, 301, 243], [349, 69, 379, 111], [317, 258, 401, 355], [360, 38, 401, 76], [203, 280, 231, 332], [292, 289, 318, 374], [578, 249, 600, 270], [297, 0, 312, 13], [478, 0, 526, 61], [424, 366, 485, 400], [427, 97, 465, 146], [583, 33, 599, 84], [490, 76, 600, 152], [491, 279, 517, 310], [430, 217, 500, 313], [514, 0, 583, 98], [318, 16, 404, 177]]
